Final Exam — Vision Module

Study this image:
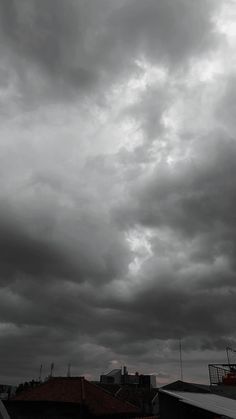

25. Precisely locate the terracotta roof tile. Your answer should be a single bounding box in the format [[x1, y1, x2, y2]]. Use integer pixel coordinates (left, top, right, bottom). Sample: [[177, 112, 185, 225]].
[[13, 377, 139, 416]]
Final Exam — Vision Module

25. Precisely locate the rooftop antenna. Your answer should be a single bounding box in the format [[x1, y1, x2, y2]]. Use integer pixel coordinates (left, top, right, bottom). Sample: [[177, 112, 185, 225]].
[[67, 363, 71, 377], [50, 362, 54, 378], [179, 338, 183, 381], [226, 347, 236, 369], [39, 364, 43, 381]]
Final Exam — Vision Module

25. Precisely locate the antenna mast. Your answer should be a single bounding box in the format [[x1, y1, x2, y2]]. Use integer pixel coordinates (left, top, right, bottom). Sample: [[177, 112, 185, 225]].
[[39, 364, 43, 381], [179, 339, 183, 381], [226, 347, 236, 368], [50, 362, 54, 377], [67, 363, 71, 377]]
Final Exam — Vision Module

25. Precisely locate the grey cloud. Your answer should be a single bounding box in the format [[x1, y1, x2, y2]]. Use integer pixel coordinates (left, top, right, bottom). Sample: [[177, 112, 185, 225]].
[[0, 202, 131, 285], [117, 132, 236, 237], [0, 0, 234, 386], [105, 130, 236, 360], [0, 0, 94, 77], [0, 213, 76, 281], [216, 75, 236, 134], [0, 0, 219, 106], [0, 324, 91, 383], [105, 0, 218, 66], [125, 84, 170, 142], [99, 276, 236, 350]]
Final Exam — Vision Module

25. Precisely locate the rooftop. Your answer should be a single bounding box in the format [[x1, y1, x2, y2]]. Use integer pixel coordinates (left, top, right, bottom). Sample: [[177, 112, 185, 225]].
[[13, 377, 139, 416], [160, 389, 236, 418], [162, 379, 236, 400]]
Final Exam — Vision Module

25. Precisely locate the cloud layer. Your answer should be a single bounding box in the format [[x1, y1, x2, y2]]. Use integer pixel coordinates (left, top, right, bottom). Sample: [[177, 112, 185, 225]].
[[0, 0, 236, 384]]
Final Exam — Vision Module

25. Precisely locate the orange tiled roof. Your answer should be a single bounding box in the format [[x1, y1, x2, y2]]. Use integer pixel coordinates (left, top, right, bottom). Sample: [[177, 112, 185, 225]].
[[13, 377, 139, 416]]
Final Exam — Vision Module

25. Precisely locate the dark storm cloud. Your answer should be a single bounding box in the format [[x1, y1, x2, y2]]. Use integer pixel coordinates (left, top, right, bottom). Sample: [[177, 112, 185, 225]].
[[107, 127, 236, 362], [0, 200, 131, 285], [0, 0, 233, 385], [0, 213, 76, 280], [0, 324, 89, 383], [118, 281, 236, 339], [0, 0, 219, 105], [0, 0, 96, 82], [104, 0, 218, 65], [117, 132, 236, 237]]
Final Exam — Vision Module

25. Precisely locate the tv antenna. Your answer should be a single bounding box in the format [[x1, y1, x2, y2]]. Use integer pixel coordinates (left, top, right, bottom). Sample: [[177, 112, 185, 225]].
[[39, 364, 43, 381], [50, 362, 54, 377], [179, 338, 183, 381], [67, 363, 71, 377], [226, 347, 236, 367]]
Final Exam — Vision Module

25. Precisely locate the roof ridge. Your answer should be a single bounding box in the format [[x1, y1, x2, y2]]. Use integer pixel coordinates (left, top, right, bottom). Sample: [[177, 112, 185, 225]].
[[88, 380, 138, 409]]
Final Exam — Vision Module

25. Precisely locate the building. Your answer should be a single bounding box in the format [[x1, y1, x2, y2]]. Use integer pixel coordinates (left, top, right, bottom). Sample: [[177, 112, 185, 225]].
[[98, 367, 159, 416], [159, 380, 236, 419], [5, 376, 141, 419], [100, 367, 156, 389], [100, 369, 123, 385]]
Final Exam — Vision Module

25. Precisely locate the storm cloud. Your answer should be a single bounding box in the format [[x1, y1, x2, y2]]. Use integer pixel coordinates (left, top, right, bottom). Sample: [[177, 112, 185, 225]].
[[0, 0, 235, 385]]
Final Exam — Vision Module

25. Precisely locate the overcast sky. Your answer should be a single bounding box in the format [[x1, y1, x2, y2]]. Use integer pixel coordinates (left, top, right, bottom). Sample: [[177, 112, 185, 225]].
[[1, 0, 236, 386]]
